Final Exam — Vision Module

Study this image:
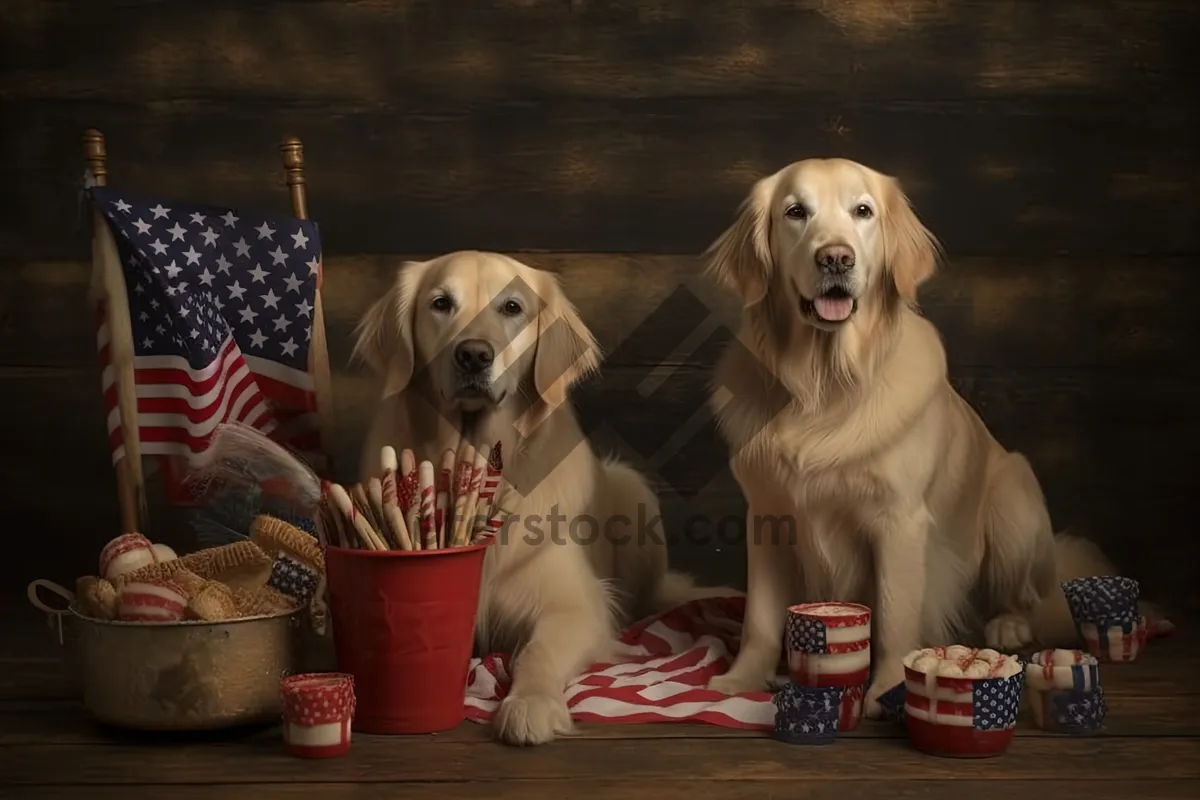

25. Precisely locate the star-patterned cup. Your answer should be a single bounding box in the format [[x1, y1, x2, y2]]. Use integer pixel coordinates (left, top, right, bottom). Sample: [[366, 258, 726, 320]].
[[772, 682, 842, 745], [1061, 576, 1146, 662], [1025, 649, 1106, 734]]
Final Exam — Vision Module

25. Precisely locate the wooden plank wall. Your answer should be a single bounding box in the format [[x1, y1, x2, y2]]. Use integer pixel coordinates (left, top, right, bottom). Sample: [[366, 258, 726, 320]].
[[2, 1, 1198, 617]]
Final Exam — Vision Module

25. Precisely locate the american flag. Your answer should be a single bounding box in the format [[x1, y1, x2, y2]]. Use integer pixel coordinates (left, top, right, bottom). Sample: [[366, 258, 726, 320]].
[[465, 596, 782, 730], [89, 186, 323, 495]]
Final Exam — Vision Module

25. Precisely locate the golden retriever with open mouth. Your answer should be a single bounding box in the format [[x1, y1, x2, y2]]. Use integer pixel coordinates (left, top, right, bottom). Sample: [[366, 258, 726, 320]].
[[700, 158, 1166, 717], [352, 250, 713, 745]]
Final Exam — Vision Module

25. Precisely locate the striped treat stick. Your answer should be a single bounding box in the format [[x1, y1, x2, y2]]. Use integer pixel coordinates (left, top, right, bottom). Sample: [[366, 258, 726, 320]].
[[418, 460, 437, 550], [449, 444, 475, 542], [471, 442, 504, 536], [473, 488, 517, 546], [453, 449, 489, 547], [401, 449, 420, 549], [350, 483, 382, 536], [367, 477, 391, 545], [380, 446, 413, 550], [321, 481, 350, 548], [473, 474, 506, 537], [313, 501, 331, 548], [435, 449, 454, 547], [328, 483, 386, 551]]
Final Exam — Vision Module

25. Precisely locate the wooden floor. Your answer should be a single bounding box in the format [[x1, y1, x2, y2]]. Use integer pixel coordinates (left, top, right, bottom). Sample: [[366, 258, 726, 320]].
[[1, 610, 1197, 799]]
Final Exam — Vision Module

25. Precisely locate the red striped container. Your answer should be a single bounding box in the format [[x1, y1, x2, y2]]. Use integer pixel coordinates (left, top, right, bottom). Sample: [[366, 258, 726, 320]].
[[281, 673, 355, 758], [902, 651, 1024, 758], [785, 602, 872, 731]]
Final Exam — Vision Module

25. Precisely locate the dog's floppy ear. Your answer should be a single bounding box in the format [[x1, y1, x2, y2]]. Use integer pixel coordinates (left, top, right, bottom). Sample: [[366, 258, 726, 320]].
[[351, 260, 425, 397], [880, 175, 941, 302], [704, 172, 779, 305], [532, 271, 601, 411]]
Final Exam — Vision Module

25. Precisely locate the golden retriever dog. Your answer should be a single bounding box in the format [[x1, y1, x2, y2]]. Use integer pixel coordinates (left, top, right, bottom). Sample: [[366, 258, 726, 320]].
[[700, 158, 1167, 717], [352, 250, 712, 745]]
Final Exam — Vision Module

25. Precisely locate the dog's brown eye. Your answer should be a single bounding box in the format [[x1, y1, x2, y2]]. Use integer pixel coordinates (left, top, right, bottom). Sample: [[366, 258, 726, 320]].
[[853, 204, 874, 219], [784, 203, 808, 220], [501, 299, 523, 316], [430, 295, 452, 313]]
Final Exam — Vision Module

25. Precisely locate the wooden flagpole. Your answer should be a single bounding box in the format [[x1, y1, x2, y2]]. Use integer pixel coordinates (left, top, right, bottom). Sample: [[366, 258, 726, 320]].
[[279, 136, 334, 474], [83, 129, 146, 533]]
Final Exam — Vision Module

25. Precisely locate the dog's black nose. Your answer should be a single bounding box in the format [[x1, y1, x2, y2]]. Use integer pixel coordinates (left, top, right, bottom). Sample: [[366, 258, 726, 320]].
[[454, 339, 494, 373], [815, 244, 855, 274]]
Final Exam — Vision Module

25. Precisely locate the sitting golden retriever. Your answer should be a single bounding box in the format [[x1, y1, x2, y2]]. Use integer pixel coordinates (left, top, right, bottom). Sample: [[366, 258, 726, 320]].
[[700, 158, 1164, 717], [352, 250, 712, 744]]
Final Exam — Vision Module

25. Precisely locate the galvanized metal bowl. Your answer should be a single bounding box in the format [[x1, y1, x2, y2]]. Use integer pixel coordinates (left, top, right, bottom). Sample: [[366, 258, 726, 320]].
[[28, 579, 335, 731]]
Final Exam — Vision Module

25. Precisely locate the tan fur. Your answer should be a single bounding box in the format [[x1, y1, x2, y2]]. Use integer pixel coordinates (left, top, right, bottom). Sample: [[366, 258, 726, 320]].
[[701, 158, 1165, 717], [353, 250, 722, 745]]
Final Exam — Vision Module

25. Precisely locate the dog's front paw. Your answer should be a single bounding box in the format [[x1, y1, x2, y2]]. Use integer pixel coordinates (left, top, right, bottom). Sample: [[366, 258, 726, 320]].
[[494, 689, 573, 746], [985, 613, 1033, 650], [863, 662, 906, 720], [707, 671, 771, 695]]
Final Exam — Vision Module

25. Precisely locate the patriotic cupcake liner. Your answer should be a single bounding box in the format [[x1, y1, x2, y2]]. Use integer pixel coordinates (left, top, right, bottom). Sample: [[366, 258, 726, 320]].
[[786, 602, 872, 689], [772, 682, 841, 745], [1061, 576, 1139, 628], [280, 672, 355, 758], [1025, 649, 1105, 734], [902, 649, 1025, 758]]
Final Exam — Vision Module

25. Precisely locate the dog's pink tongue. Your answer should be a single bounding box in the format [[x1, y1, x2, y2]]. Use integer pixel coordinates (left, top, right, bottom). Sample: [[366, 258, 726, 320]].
[[814, 296, 853, 321]]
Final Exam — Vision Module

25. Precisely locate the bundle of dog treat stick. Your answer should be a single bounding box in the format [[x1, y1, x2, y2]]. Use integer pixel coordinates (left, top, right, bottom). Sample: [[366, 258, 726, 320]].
[[316, 441, 514, 552]]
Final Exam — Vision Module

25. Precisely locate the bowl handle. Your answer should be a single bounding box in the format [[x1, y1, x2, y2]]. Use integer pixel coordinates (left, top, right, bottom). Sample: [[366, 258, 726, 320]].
[[26, 579, 74, 646]]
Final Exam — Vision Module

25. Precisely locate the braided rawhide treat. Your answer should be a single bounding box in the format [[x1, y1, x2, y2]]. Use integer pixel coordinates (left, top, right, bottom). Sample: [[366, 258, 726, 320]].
[[75, 575, 120, 620], [250, 514, 324, 573], [229, 584, 298, 617], [187, 580, 240, 622], [166, 567, 207, 599], [120, 540, 272, 588]]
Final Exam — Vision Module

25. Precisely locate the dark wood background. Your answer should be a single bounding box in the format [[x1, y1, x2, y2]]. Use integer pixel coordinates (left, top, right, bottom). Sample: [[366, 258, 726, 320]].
[[2, 0, 1198, 619]]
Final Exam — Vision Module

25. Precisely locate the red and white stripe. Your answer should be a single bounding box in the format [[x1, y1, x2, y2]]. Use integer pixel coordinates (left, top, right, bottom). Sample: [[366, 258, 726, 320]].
[[466, 596, 782, 730], [1080, 617, 1148, 663], [98, 532, 156, 580], [95, 303, 320, 496], [117, 579, 188, 622], [903, 670, 978, 727], [787, 603, 872, 688]]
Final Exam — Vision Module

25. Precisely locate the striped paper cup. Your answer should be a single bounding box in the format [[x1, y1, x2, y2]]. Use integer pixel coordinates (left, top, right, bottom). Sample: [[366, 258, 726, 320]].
[[786, 602, 872, 686], [902, 650, 1025, 758], [786, 602, 871, 731], [1025, 649, 1106, 734]]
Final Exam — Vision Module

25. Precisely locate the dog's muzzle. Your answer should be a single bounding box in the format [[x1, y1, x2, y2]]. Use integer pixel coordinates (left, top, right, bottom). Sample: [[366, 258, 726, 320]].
[[452, 338, 500, 400]]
